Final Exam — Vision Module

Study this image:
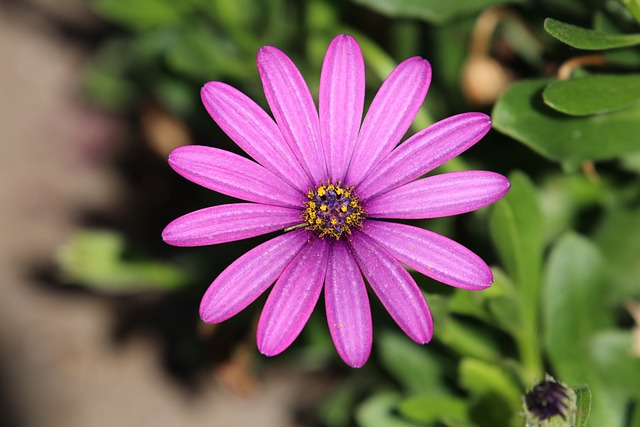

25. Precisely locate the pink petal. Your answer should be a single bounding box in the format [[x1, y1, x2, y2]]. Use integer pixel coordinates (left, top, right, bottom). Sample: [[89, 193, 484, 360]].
[[325, 240, 372, 368], [319, 35, 365, 183], [257, 46, 327, 185], [257, 237, 329, 356], [200, 230, 309, 323], [162, 203, 303, 247], [357, 113, 491, 199], [201, 82, 311, 192], [168, 145, 303, 207], [348, 231, 433, 344], [366, 171, 510, 219], [345, 57, 432, 186], [362, 220, 493, 290]]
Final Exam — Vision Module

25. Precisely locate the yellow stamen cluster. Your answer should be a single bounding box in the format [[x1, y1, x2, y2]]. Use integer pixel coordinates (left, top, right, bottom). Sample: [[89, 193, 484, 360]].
[[302, 182, 364, 239]]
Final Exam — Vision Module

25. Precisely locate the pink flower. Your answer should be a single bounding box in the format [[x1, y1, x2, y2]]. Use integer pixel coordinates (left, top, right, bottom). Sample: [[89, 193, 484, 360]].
[[162, 35, 509, 367]]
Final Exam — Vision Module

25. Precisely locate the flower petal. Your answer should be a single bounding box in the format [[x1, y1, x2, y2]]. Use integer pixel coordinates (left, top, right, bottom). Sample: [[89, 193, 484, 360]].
[[366, 171, 510, 219], [162, 203, 303, 247], [357, 113, 491, 199], [201, 82, 311, 192], [168, 145, 303, 207], [348, 230, 433, 344], [319, 35, 365, 183], [362, 220, 492, 290], [325, 240, 372, 368], [200, 230, 309, 323], [258, 46, 326, 184], [258, 237, 329, 356], [345, 57, 432, 186]]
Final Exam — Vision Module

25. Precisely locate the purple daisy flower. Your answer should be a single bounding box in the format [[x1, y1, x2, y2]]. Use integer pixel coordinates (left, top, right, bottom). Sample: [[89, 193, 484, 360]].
[[162, 34, 509, 368]]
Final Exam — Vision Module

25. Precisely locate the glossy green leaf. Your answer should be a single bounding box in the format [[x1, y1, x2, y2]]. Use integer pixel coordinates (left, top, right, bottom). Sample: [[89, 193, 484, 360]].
[[544, 18, 640, 50], [377, 330, 447, 395], [492, 79, 640, 166], [356, 393, 415, 427], [572, 385, 592, 427], [351, 0, 519, 24], [543, 74, 640, 116], [398, 395, 469, 424], [57, 230, 187, 293]]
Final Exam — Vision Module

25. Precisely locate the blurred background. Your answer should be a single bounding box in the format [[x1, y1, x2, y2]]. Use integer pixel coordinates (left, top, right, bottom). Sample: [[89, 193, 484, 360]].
[[1, 0, 639, 426]]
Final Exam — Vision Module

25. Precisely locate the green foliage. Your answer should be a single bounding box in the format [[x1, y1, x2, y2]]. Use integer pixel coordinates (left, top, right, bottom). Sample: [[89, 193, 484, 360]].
[[573, 384, 592, 427], [377, 330, 447, 395], [350, 0, 520, 24], [397, 395, 470, 425], [92, 0, 191, 31], [57, 230, 188, 292], [489, 171, 544, 384], [542, 74, 640, 116], [459, 358, 522, 426], [492, 79, 640, 168], [593, 205, 640, 302], [542, 234, 639, 426], [76, 1, 640, 426], [544, 18, 640, 50], [355, 393, 416, 427]]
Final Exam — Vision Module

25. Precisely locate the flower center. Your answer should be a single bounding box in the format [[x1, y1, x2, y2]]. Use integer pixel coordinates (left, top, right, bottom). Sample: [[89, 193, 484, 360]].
[[303, 182, 364, 239]]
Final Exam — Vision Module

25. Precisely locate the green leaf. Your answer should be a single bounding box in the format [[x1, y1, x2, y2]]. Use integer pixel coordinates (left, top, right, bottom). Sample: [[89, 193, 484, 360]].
[[489, 171, 544, 382], [166, 25, 254, 81], [572, 384, 592, 427], [489, 171, 543, 294], [437, 315, 502, 362], [543, 74, 640, 116], [57, 230, 187, 293], [620, 149, 640, 173], [459, 358, 523, 426], [91, 0, 190, 31], [538, 173, 608, 244], [544, 18, 640, 50], [318, 374, 368, 427], [446, 269, 513, 323], [350, 0, 519, 24], [397, 395, 469, 425], [630, 402, 640, 427], [542, 234, 628, 427], [622, 0, 640, 24], [593, 205, 640, 303], [589, 330, 640, 399], [492, 78, 640, 167], [377, 330, 447, 395], [355, 393, 416, 427], [543, 233, 612, 382]]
